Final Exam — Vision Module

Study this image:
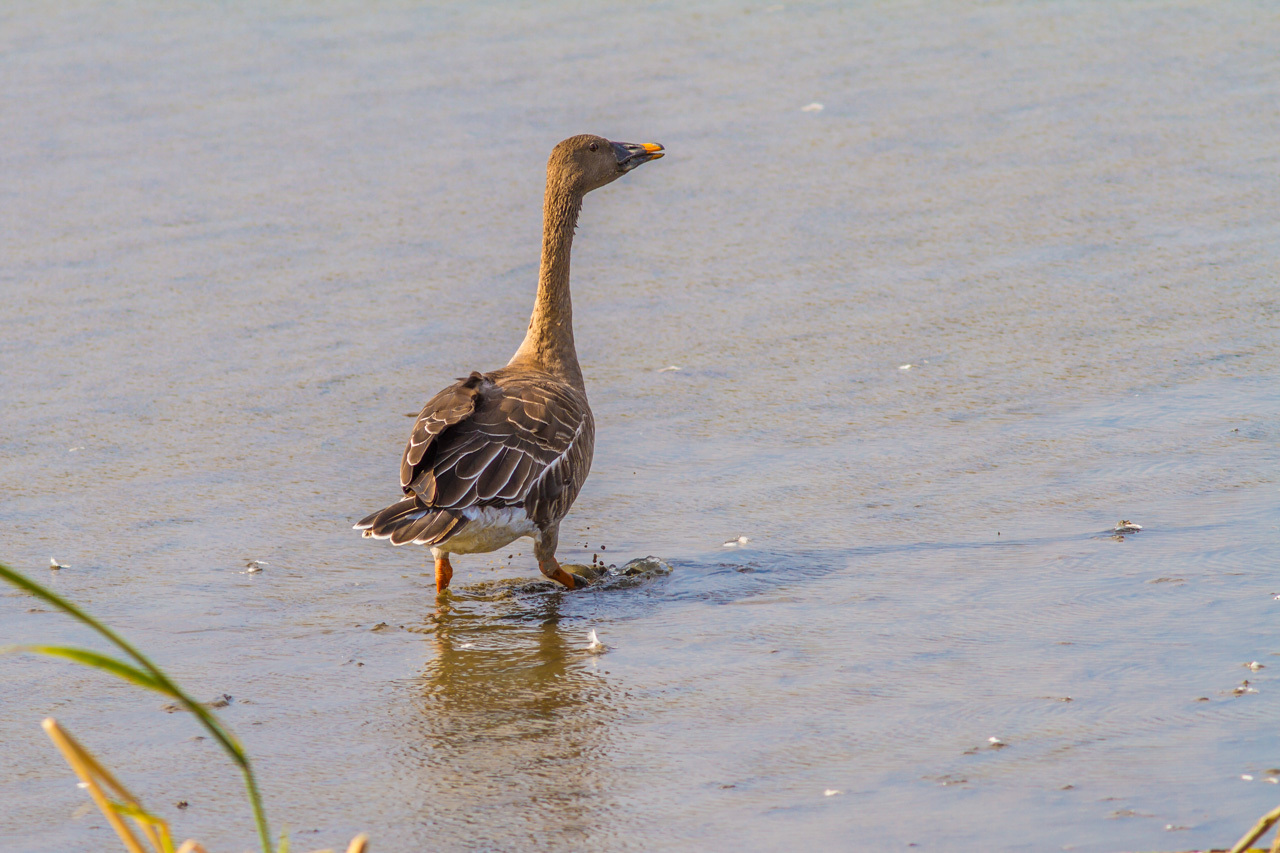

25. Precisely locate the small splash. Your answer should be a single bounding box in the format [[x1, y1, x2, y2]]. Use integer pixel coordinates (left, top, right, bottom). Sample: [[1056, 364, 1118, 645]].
[[242, 560, 268, 574], [823, 788, 841, 797], [801, 102, 824, 112], [1113, 520, 1143, 534], [618, 556, 674, 577], [455, 556, 673, 598], [587, 629, 606, 653], [49, 557, 67, 570], [899, 364, 912, 371], [658, 365, 681, 373]]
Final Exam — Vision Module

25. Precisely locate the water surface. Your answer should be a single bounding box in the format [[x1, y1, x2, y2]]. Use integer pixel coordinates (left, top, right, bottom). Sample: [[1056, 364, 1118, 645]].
[[2, 2, 1279, 851]]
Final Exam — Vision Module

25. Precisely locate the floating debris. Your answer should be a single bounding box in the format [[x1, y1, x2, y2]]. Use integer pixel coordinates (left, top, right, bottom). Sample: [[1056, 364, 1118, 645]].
[[49, 557, 67, 570], [161, 694, 232, 714], [723, 536, 751, 548], [658, 365, 681, 373], [801, 102, 824, 112], [823, 789, 841, 797], [587, 630, 606, 653], [176, 801, 189, 810], [1114, 520, 1143, 534]]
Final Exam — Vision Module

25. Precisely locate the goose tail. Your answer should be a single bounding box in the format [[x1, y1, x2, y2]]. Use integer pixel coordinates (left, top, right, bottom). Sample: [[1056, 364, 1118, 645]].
[[354, 497, 466, 547]]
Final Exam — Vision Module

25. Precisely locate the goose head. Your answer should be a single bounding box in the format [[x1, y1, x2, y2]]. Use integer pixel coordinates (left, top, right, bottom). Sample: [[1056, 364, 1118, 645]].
[[548, 134, 664, 195]]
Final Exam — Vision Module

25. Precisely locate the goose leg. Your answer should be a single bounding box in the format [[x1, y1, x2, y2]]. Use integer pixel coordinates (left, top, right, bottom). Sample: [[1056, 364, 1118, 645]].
[[539, 555, 581, 590], [434, 553, 454, 593], [534, 526, 581, 590]]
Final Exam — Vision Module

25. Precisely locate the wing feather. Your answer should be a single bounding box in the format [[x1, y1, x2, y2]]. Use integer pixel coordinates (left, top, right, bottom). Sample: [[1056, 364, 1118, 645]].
[[360, 367, 594, 547]]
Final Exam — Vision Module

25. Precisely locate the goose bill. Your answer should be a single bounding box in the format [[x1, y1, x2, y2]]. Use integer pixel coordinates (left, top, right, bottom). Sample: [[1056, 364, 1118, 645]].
[[612, 141, 665, 172]]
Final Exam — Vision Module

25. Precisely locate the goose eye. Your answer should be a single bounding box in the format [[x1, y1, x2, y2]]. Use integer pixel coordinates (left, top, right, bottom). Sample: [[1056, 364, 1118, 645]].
[[588, 142, 598, 152]]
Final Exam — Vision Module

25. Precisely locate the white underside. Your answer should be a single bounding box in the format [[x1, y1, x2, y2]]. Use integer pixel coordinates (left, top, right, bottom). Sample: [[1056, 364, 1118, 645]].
[[434, 506, 538, 556]]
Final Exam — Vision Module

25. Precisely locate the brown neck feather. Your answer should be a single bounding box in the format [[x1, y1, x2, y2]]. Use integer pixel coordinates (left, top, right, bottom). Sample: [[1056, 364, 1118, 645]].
[[510, 173, 585, 388]]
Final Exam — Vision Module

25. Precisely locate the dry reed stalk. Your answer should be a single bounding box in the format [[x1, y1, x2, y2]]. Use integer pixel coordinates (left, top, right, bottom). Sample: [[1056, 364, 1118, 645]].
[[1228, 803, 1280, 853], [6, 563, 370, 853], [44, 716, 370, 853], [42, 718, 173, 853]]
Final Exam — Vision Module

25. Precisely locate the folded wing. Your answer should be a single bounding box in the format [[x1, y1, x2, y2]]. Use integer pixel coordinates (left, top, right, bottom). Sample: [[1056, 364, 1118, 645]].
[[355, 368, 594, 545]]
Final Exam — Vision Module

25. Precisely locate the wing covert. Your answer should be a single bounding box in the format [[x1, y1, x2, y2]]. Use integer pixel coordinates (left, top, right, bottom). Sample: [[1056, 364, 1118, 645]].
[[398, 368, 594, 525]]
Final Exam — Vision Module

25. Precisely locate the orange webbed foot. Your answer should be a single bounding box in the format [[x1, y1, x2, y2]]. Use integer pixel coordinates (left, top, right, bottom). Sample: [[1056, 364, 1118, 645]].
[[540, 557, 584, 590], [434, 555, 454, 593]]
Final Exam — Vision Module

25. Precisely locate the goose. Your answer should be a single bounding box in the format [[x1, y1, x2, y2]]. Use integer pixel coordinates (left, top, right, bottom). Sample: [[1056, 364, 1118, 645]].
[[355, 134, 665, 593]]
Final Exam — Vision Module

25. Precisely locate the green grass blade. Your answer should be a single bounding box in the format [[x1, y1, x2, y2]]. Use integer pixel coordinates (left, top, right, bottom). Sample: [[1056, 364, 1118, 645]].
[[6, 646, 168, 694], [0, 561, 274, 853]]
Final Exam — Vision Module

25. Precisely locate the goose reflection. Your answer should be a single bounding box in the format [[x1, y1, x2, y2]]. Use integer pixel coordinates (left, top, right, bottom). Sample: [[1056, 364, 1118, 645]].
[[403, 587, 619, 839]]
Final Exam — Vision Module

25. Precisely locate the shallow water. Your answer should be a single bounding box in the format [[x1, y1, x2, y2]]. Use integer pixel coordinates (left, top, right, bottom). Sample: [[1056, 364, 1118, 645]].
[[3, 2, 1280, 851]]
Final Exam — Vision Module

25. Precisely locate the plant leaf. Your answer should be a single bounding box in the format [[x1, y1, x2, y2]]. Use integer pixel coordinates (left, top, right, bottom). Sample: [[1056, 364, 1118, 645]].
[[1, 561, 274, 853], [10, 646, 170, 695]]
